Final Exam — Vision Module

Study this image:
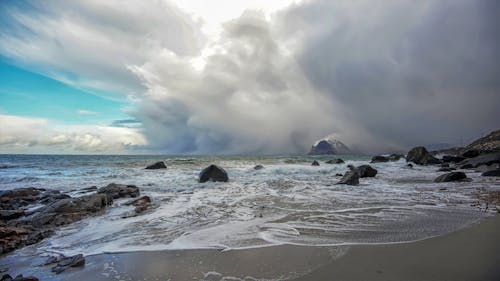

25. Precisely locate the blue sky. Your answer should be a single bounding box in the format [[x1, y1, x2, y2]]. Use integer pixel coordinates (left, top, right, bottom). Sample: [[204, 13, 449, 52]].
[[0, 59, 130, 126]]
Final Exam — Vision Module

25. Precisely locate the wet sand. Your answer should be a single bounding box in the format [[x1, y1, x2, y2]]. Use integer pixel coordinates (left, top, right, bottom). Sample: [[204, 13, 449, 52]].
[[2, 215, 500, 280]]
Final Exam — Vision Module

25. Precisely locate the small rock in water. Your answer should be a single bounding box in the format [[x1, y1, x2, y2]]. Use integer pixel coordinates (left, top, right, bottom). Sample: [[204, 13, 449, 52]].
[[145, 161, 167, 170], [98, 183, 140, 199], [337, 166, 359, 185], [407, 163, 413, 168], [253, 164, 264, 170], [199, 165, 229, 183], [357, 165, 377, 178], [370, 155, 389, 163], [311, 160, 320, 166], [437, 167, 455, 172], [325, 159, 344, 164], [51, 254, 85, 274], [335, 173, 343, 177], [434, 172, 468, 182]]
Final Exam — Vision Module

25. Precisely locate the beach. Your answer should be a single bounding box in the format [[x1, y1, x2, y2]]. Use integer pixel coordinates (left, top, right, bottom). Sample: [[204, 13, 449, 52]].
[[1, 214, 499, 280]]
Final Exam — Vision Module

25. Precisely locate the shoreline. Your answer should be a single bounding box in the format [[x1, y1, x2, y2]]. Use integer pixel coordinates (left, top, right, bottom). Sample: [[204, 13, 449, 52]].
[[2, 214, 499, 280]]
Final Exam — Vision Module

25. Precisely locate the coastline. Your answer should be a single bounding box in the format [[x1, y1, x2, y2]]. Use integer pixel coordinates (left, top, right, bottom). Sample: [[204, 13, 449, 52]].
[[3, 214, 499, 280]]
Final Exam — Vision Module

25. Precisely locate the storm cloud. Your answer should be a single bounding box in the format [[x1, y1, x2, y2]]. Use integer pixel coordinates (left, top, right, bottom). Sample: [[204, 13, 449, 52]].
[[1, 0, 498, 154]]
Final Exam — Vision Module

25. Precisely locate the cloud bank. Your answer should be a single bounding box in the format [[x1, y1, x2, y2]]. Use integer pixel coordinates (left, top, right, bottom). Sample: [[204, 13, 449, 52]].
[[1, 0, 498, 154]]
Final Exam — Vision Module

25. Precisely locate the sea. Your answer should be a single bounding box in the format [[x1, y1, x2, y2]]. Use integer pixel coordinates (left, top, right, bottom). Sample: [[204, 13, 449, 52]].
[[0, 154, 495, 257]]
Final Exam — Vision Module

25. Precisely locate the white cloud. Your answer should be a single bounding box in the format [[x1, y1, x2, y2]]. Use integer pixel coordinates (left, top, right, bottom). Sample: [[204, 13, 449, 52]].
[[0, 114, 147, 154]]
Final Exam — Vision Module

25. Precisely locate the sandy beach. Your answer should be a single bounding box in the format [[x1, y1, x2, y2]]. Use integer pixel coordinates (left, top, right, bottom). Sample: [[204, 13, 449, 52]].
[[1, 214, 498, 280]]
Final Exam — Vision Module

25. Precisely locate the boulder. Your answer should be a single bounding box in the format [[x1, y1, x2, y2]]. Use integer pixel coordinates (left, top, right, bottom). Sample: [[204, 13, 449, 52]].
[[308, 137, 351, 155], [442, 155, 466, 163], [253, 165, 264, 170], [482, 169, 500, 177], [461, 149, 481, 158], [124, 196, 152, 214], [98, 183, 140, 199], [389, 153, 404, 161], [407, 163, 413, 168], [145, 161, 167, 170], [199, 165, 229, 183], [325, 159, 344, 164], [406, 146, 441, 165], [457, 152, 500, 168], [434, 172, 468, 182], [337, 165, 359, 185], [370, 156, 389, 163], [357, 165, 378, 177], [311, 160, 320, 166], [1, 274, 39, 281]]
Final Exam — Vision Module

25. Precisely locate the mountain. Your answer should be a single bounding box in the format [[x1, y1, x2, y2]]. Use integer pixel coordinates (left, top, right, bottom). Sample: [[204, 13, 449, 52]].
[[308, 135, 351, 155]]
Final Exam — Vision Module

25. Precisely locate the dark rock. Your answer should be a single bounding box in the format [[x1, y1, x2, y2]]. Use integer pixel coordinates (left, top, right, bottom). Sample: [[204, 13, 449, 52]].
[[442, 155, 466, 163], [0, 188, 41, 200], [12, 275, 38, 281], [406, 146, 441, 165], [335, 173, 343, 177], [357, 165, 377, 177], [311, 160, 320, 166], [0, 210, 24, 221], [337, 165, 359, 185], [51, 254, 85, 274], [482, 169, 500, 177], [145, 161, 167, 170], [437, 167, 455, 172], [407, 163, 413, 168], [457, 152, 500, 168], [434, 172, 468, 182], [0, 274, 11, 281], [253, 165, 264, 170], [461, 149, 480, 158], [389, 154, 404, 161], [43, 256, 60, 266], [325, 159, 344, 164], [199, 165, 229, 183], [124, 196, 152, 215], [98, 183, 140, 199], [460, 164, 473, 169], [370, 156, 389, 163]]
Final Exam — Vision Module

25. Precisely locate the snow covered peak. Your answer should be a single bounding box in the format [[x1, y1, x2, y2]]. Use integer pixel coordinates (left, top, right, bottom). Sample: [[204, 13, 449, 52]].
[[309, 135, 351, 155]]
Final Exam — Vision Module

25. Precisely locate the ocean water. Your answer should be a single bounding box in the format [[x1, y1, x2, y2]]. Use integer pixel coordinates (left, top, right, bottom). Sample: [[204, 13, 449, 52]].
[[0, 154, 495, 256]]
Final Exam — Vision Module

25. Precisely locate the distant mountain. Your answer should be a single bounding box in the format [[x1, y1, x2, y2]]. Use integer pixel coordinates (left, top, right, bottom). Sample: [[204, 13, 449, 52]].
[[308, 135, 351, 155]]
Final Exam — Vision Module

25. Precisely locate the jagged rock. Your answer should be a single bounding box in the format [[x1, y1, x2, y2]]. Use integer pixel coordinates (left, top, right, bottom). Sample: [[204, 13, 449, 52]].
[[124, 196, 152, 214], [51, 254, 85, 274], [337, 165, 359, 185], [434, 172, 468, 182], [370, 155, 389, 163], [357, 165, 377, 177], [1, 274, 38, 281], [311, 160, 320, 166], [0, 210, 24, 221], [98, 183, 140, 199], [145, 161, 167, 170], [407, 163, 413, 168], [465, 129, 500, 153], [199, 165, 229, 183], [325, 159, 344, 164], [406, 146, 441, 165], [482, 169, 500, 177], [389, 154, 404, 161], [253, 165, 264, 170]]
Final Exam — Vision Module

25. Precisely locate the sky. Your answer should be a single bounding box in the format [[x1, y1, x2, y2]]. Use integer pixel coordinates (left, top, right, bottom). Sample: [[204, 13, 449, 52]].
[[0, 0, 498, 154]]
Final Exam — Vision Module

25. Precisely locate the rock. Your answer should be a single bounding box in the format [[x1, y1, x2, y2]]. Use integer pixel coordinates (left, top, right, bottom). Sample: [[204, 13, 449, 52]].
[[0, 188, 41, 199], [145, 161, 167, 170], [308, 136, 351, 155], [437, 167, 455, 172], [311, 160, 320, 166], [442, 155, 466, 163], [199, 165, 229, 183], [98, 183, 140, 199], [124, 196, 152, 214], [0, 274, 12, 281], [461, 149, 481, 158], [253, 165, 264, 170], [337, 165, 359, 185], [441, 163, 450, 167], [388, 153, 404, 161], [482, 169, 500, 177], [434, 172, 468, 182], [12, 275, 38, 281], [0, 210, 24, 221], [407, 163, 413, 168], [406, 146, 441, 165], [357, 165, 378, 177], [457, 152, 500, 168], [335, 173, 343, 177], [370, 156, 389, 163], [465, 129, 500, 154], [51, 254, 85, 274], [325, 159, 344, 164]]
